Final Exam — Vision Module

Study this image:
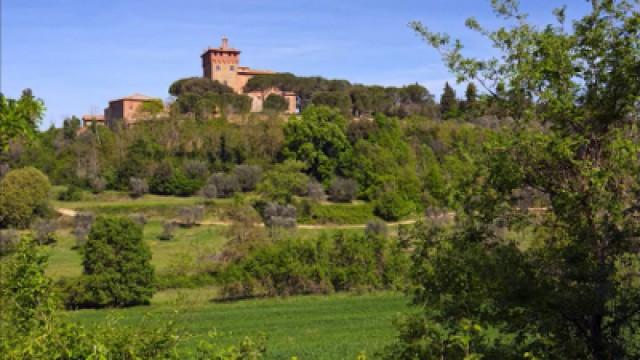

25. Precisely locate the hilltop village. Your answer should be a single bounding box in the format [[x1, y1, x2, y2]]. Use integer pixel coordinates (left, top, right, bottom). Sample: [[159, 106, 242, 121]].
[[83, 38, 296, 128]]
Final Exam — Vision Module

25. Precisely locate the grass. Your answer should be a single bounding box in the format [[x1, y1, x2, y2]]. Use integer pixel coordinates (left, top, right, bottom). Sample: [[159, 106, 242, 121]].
[[298, 201, 378, 225], [66, 291, 410, 359], [44, 221, 229, 280]]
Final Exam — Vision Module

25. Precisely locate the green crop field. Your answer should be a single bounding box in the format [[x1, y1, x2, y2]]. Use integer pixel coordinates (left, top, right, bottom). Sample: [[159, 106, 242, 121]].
[[67, 291, 410, 360]]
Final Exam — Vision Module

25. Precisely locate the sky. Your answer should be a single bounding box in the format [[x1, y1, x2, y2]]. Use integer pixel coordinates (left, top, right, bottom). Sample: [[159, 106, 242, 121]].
[[1, 0, 592, 128]]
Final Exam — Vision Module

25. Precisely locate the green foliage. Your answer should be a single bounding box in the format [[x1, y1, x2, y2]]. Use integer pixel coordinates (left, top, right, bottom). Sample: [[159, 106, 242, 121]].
[[282, 105, 352, 182], [257, 160, 309, 204], [347, 114, 421, 213], [170, 77, 251, 117], [0, 237, 267, 359], [263, 94, 289, 113], [392, 1, 640, 358], [220, 231, 408, 299], [0, 167, 51, 229], [140, 99, 164, 116], [57, 184, 83, 201], [439, 82, 459, 119], [244, 73, 437, 117], [69, 216, 155, 308], [372, 182, 416, 221], [0, 89, 44, 153], [150, 160, 204, 196], [311, 91, 352, 117]]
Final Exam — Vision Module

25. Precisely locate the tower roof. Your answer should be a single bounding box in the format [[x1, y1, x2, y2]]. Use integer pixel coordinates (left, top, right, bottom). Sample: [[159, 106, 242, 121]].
[[201, 37, 241, 56]]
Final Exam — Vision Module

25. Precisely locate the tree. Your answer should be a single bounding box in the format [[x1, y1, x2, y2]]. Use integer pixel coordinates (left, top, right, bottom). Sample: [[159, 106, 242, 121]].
[[77, 217, 154, 308], [389, 1, 640, 358], [282, 105, 352, 182], [0, 167, 51, 229], [257, 160, 309, 204], [439, 82, 458, 119], [463, 82, 478, 114], [328, 177, 358, 202], [263, 94, 289, 112], [0, 89, 44, 153]]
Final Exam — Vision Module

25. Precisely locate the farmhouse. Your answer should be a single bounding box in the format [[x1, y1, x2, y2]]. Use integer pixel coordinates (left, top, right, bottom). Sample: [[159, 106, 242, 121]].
[[83, 38, 296, 128], [201, 37, 297, 113]]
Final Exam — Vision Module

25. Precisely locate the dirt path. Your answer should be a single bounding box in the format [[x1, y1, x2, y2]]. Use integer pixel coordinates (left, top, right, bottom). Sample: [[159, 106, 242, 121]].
[[55, 207, 423, 229]]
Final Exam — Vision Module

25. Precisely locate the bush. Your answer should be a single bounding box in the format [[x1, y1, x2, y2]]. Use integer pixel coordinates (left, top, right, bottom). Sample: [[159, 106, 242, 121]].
[[263, 93, 289, 112], [69, 217, 154, 308], [232, 164, 262, 192], [182, 159, 209, 180], [150, 161, 202, 196], [257, 160, 309, 204], [208, 172, 240, 198], [0, 167, 51, 229], [373, 188, 415, 221], [365, 219, 388, 238], [89, 175, 107, 193], [0, 229, 19, 256], [129, 177, 149, 198], [263, 202, 297, 229], [129, 213, 147, 226], [328, 177, 358, 202], [72, 212, 95, 247], [31, 218, 58, 245], [177, 206, 204, 227], [307, 180, 326, 202], [220, 231, 408, 299], [202, 183, 218, 200], [58, 184, 83, 201], [158, 220, 177, 240]]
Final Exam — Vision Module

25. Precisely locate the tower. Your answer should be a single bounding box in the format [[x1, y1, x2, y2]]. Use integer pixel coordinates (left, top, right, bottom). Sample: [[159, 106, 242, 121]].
[[201, 37, 241, 92]]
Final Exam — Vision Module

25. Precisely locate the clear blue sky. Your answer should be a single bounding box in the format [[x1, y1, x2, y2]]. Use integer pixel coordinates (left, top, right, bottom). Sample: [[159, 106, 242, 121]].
[[1, 0, 591, 127]]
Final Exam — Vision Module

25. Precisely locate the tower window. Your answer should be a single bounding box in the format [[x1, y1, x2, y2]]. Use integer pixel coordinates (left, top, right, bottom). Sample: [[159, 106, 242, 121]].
[[216, 65, 221, 71], [230, 65, 235, 71]]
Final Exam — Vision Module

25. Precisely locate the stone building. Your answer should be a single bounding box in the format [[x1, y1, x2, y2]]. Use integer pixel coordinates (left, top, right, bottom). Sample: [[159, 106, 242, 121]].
[[104, 93, 163, 127], [201, 37, 297, 113]]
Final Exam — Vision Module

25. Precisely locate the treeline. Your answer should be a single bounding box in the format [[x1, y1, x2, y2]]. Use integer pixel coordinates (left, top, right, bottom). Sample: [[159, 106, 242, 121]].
[[244, 72, 438, 117]]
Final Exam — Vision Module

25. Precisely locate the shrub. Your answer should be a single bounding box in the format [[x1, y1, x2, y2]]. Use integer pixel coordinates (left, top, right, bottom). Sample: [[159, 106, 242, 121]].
[[71, 217, 154, 308], [0, 163, 9, 179], [365, 219, 388, 238], [177, 206, 204, 227], [72, 212, 95, 247], [220, 231, 408, 299], [57, 184, 83, 201], [182, 159, 209, 180], [0, 167, 51, 229], [129, 213, 147, 226], [232, 164, 262, 192], [31, 218, 58, 245], [208, 172, 240, 198], [263, 202, 297, 229], [257, 160, 309, 204], [373, 188, 415, 221], [328, 177, 358, 202], [263, 93, 289, 112], [158, 220, 177, 241], [0, 229, 19, 256], [89, 175, 107, 193], [150, 161, 202, 196], [202, 183, 218, 200], [307, 180, 326, 202], [129, 177, 148, 198]]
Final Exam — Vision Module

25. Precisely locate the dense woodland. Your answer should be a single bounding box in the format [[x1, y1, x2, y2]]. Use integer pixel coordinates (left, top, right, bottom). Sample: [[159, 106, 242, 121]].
[[1, 1, 640, 359]]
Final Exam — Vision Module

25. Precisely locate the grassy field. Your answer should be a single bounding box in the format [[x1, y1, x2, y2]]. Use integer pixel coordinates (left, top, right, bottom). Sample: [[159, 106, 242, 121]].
[[45, 220, 363, 281], [67, 291, 410, 359], [45, 221, 228, 279]]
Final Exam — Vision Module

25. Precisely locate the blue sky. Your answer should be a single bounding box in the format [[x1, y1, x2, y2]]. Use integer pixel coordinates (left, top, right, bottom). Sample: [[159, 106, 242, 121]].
[[1, 0, 591, 127]]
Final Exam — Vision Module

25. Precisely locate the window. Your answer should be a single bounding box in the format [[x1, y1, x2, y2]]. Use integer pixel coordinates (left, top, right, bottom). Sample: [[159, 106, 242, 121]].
[[216, 65, 221, 71], [223, 80, 228, 85], [230, 65, 235, 71]]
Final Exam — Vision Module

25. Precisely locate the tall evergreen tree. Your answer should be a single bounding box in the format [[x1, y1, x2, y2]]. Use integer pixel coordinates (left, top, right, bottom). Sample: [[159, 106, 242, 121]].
[[439, 82, 458, 119], [464, 82, 477, 109]]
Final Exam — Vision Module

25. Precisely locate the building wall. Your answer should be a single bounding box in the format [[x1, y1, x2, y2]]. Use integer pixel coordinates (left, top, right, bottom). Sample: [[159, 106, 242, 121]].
[[105, 99, 151, 127]]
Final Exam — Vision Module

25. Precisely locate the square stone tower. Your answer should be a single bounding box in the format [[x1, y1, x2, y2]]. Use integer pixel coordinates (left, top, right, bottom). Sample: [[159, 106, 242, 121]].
[[201, 37, 242, 92]]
